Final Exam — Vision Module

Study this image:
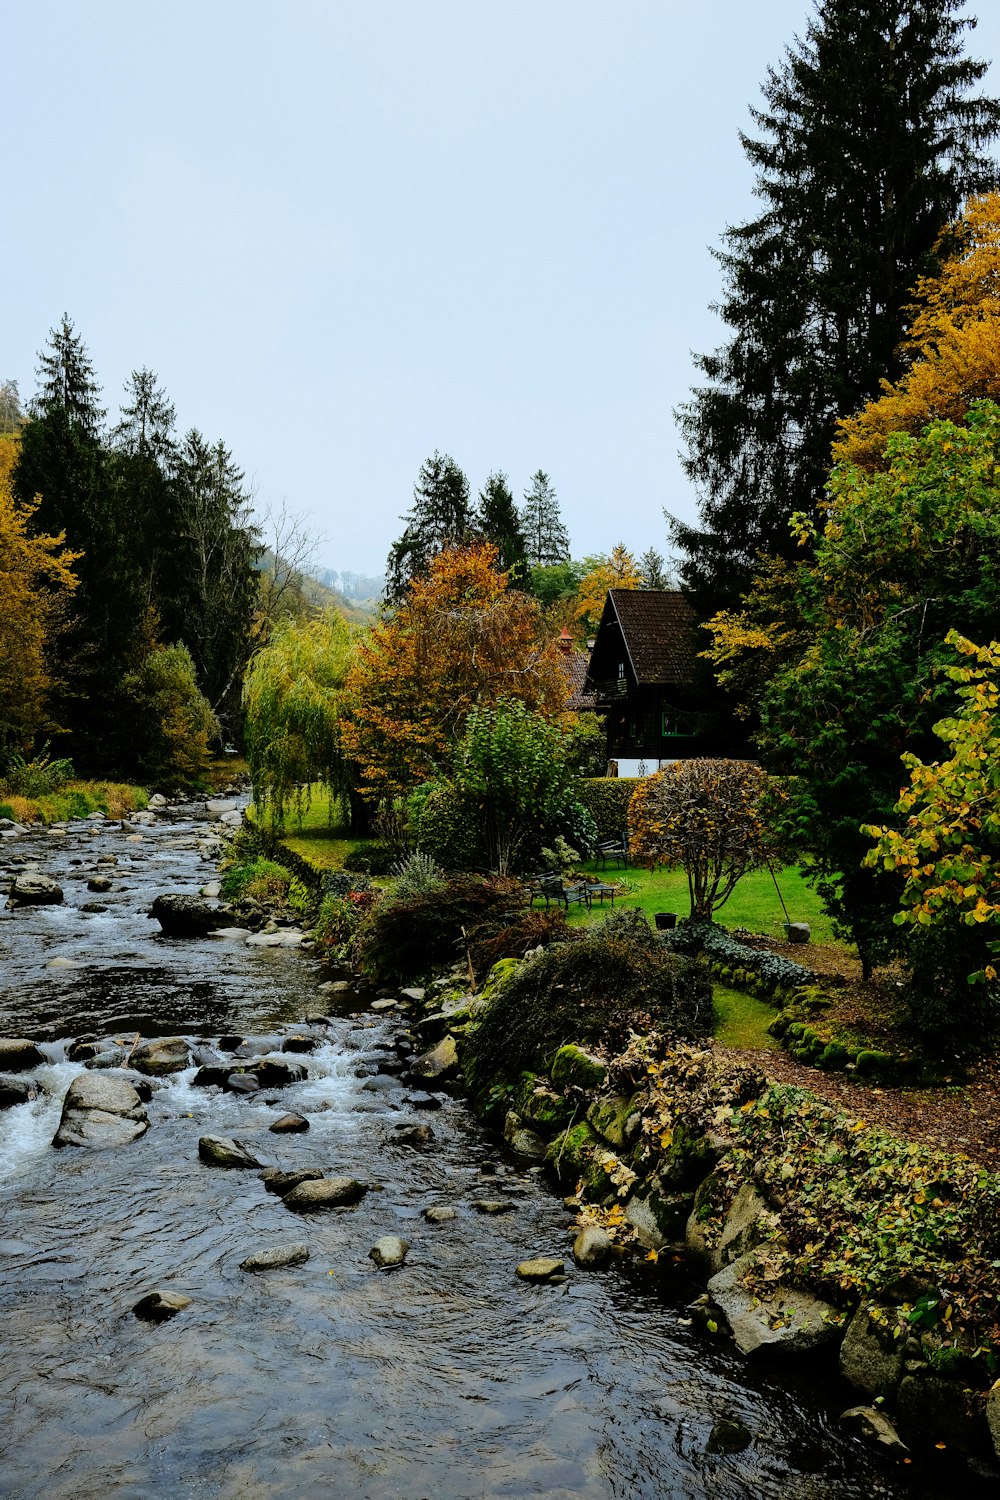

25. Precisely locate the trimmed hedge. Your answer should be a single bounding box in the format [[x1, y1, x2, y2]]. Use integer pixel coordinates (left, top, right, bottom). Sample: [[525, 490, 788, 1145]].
[[578, 777, 641, 840]]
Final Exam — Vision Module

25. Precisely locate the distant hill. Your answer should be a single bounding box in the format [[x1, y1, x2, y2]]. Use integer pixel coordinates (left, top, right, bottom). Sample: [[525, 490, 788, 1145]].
[[256, 549, 375, 625], [312, 566, 384, 605]]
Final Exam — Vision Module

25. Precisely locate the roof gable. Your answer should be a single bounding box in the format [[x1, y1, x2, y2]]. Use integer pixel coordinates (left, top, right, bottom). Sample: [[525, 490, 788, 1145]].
[[589, 589, 699, 686]]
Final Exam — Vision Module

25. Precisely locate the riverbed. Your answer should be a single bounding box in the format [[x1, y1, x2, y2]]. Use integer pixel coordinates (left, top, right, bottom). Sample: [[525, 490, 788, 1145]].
[[0, 803, 977, 1497]]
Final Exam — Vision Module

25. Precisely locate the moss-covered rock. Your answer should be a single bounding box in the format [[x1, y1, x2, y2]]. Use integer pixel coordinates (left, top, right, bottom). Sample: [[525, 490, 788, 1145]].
[[545, 1120, 613, 1198], [515, 1073, 572, 1133], [551, 1044, 607, 1090], [586, 1093, 641, 1150]]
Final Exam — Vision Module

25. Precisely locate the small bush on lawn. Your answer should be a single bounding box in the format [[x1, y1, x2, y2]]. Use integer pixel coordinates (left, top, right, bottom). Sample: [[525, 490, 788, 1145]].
[[343, 840, 394, 876], [465, 909, 713, 1090], [350, 875, 529, 982], [390, 850, 447, 899], [220, 858, 292, 904]]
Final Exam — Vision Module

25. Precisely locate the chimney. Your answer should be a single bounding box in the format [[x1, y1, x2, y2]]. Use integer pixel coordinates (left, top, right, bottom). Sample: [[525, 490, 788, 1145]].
[[558, 625, 573, 654]]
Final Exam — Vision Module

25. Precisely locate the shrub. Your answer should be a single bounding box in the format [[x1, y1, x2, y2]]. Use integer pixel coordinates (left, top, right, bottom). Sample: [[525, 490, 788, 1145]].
[[313, 889, 378, 958], [220, 857, 292, 904], [409, 780, 484, 870], [1, 746, 74, 797], [465, 909, 713, 1091], [350, 874, 529, 982], [342, 840, 394, 876], [577, 778, 640, 840], [120, 643, 219, 788], [468, 909, 572, 973], [389, 850, 447, 899], [663, 921, 816, 994]]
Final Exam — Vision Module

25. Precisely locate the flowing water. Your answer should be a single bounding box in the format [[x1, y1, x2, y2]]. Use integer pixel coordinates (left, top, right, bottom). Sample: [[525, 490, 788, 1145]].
[[0, 804, 985, 1498]]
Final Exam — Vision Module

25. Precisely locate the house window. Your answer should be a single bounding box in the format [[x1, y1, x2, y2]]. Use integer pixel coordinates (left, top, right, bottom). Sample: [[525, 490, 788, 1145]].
[[617, 661, 625, 680], [661, 710, 683, 737]]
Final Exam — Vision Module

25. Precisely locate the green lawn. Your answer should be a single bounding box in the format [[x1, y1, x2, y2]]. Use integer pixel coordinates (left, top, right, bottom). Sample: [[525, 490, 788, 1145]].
[[564, 859, 841, 946], [712, 982, 781, 1051]]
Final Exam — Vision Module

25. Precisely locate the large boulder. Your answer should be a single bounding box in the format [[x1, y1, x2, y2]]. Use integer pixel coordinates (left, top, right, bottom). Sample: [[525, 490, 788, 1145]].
[[131, 1037, 191, 1076], [0, 1038, 45, 1072], [409, 1035, 459, 1085], [707, 1250, 841, 1356], [7, 873, 63, 906], [839, 1303, 907, 1400], [150, 893, 227, 937], [53, 1073, 149, 1149]]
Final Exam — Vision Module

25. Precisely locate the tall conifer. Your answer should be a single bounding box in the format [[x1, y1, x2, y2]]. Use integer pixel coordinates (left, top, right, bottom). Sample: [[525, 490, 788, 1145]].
[[476, 471, 528, 582], [385, 451, 471, 601], [520, 470, 569, 568], [674, 0, 1000, 614]]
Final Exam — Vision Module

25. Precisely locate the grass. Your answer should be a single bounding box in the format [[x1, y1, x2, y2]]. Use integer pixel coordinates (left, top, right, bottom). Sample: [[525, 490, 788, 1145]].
[[0, 781, 149, 824], [712, 982, 781, 1051], [247, 789, 361, 871], [563, 859, 842, 946]]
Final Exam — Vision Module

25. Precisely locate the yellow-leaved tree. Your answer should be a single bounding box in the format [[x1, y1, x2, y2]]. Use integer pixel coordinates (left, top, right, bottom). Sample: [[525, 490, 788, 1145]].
[[836, 193, 1000, 471], [575, 543, 642, 637], [0, 433, 80, 758]]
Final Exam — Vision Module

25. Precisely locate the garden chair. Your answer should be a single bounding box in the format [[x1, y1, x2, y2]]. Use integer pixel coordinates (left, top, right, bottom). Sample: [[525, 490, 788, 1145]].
[[596, 834, 628, 870]]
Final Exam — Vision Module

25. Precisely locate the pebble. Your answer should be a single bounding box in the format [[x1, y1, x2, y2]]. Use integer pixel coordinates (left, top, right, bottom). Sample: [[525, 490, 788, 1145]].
[[369, 1236, 410, 1268]]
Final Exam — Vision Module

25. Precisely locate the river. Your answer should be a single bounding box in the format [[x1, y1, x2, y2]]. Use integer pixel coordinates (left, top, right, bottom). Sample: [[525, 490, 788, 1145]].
[[0, 800, 981, 1498]]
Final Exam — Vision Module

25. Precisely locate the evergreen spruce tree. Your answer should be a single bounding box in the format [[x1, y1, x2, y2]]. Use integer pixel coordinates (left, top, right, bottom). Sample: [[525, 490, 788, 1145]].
[[475, 470, 528, 582], [385, 451, 471, 601], [674, 0, 1000, 615], [520, 469, 569, 567], [14, 317, 146, 769], [0, 379, 23, 434], [639, 546, 670, 589], [111, 369, 185, 633], [174, 429, 260, 738]]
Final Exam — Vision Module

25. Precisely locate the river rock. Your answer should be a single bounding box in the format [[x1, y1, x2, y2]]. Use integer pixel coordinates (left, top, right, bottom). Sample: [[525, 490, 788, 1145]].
[[147, 793, 168, 808], [369, 1235, 410, 1268], [472, 1199, 515, 1215], [262, 1168, 325, 1197], [87, 876, 113, 893], [283, 1177, 368, 1211], [53, 1073, 149, 1149], [573, 1225, 613, 1269], [840, 1406, 908, 1454], [395, 1123, 434, 1146], [270, 1113, 309, 1134], [198, 1135, 262, 1168], [987, 1383, 1000, 1462], [150, 893, 227, 937], [240, 1243, 311, 1272], [8, 873, 63, 906], [706, 1418, 753, 1454], [0, 1074, 34, 1109], [399, 987, 425, 1002], [131, 1037, 191, 1076], [282, 1035, 318, 1053], [226, 1072, 261, 1094], [133, 1289, 192, 1322], [251, 1057, 307, 1089], [206, 798, 238, 816], [409, 1034, 459, 1084], [839, 1303, 906, 1400], [515, 1257, 565, 1283], [707, 1251, 840, 1356], [422, 1206, 457, 1224], [0, 1038, 45, 1071], [502, 1111, 547, 1162], [81, 902, 108, 914]]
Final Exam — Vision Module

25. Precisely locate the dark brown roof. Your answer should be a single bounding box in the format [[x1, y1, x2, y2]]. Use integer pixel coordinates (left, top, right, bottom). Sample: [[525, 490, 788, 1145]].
[[606, 589, 699, 684], [557, 648, 598, 710]]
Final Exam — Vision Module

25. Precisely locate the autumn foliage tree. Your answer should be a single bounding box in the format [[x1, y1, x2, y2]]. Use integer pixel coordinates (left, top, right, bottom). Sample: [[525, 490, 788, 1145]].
[[0, 433, 79, 760], [629, 759, 783, 923], [574, 544, 643, 637], [865, 631, 1000, 1034], [343, 543, 569, 802], [836, 194, 1000, 470]]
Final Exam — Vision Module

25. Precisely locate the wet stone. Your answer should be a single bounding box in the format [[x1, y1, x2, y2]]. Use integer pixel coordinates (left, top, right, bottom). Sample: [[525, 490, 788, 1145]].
[[0, 1039, 45, 1072], [87, 876, 113, 892], [240, 1243, 311, 1272], [472, 1200, 515, 1216], [573, 1225, 613, 1269], [369, 1235, 410, 1268], [198, 1135, 262, 1169], [706, 1418, 753, 1455], [0, 1074, 35, 1109], [262, 1168, 325, 1197], [8, 873, 63, 906], [282, 1035, 318, 1053], [53, 1073, 149, 1150], [423, 1206, 457, 1224], [516, 1257, 565, 1283], [226, 1072, 261, 1094], [283, 1177, 368, 1212], [270, 1113, 309, 1134], [131, 1037, 191, 1076], [395, 1124, 435, 1147], [133, 1289, 192, 1322]]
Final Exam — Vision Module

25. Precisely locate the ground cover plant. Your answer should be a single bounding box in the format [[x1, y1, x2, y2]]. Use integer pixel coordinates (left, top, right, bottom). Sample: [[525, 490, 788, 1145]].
[[0, 780, 149, 824], [465, 910, 713, 1093]]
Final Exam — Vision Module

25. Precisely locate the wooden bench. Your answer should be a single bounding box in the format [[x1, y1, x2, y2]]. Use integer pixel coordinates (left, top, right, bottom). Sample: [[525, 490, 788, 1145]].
[[595, 836, 628, 870], [529, 875, 590, 910]]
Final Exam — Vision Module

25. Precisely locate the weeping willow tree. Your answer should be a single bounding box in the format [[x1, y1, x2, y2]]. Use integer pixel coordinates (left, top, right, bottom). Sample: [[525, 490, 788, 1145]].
[[242, 611, 355, 830]]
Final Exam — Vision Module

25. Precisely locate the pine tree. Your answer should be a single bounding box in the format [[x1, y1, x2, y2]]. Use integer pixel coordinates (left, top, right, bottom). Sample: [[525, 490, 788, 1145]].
[[476, 470, 528, 582], [639, 546, 670, 589], [14, 318, 146, 769], [0, 379, 23, 435], [111, 369, 184, 630], [520, 470, 569, 567], [385, 451, 471, 601], [674, 0, 1000, 615]]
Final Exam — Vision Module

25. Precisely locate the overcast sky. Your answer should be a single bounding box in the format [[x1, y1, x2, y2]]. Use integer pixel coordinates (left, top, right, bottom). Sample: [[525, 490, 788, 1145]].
[[8, 1, 1000, 576]]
